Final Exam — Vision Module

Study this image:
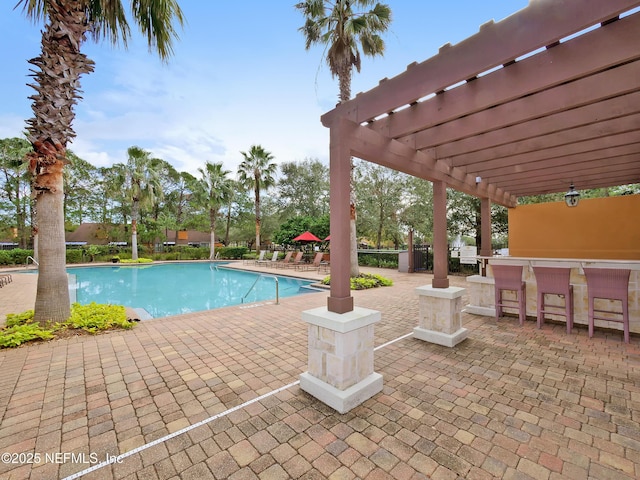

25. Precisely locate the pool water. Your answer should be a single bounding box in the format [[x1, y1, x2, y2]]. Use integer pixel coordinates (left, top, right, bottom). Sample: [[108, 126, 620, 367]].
[[69, 263, 318, 318]]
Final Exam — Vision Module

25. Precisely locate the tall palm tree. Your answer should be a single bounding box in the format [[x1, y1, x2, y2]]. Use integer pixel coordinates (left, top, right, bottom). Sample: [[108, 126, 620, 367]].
[[237, 145, 277, 251], [120, 146, 163, 261], [17, 0, 184, 323], [296, 0, 391, 276], [195, 162, 232, 260]]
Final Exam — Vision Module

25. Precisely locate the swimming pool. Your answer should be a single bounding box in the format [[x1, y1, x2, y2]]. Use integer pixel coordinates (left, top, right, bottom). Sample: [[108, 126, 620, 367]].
[[68, 263, 319, 318]]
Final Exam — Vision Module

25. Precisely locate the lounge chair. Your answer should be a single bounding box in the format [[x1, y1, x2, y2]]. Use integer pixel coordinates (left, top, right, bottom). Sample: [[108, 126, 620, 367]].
[[274, 251, 293, 268], [296, 252, 326, 271], [318, 259, 330, 274], [246, 250, 266, 265], [256, 251, 279, 266], [279, 251, 303, 269]]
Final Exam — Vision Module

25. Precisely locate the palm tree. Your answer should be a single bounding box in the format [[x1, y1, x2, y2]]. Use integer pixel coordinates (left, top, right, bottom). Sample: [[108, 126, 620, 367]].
[[237, 145, 277, 251], [195, 162, 232, 260], [296, 0, 391, 276], [17, 0, 184, 323], [120, 146, 163, 261]]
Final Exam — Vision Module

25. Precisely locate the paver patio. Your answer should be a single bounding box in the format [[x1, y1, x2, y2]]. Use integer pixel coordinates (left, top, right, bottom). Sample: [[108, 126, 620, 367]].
[[0, 263, 639, 479]]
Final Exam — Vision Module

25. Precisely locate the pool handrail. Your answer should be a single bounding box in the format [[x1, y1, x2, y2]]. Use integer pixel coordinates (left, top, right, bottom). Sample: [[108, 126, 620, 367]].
[[26, 256, 39, 268], [242, 274, 279, 305]]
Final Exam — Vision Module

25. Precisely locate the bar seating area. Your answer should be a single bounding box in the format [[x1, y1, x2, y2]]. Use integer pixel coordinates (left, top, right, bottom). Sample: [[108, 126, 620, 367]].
[[464, 191, 640, 345], [467, 257, 637, 343]]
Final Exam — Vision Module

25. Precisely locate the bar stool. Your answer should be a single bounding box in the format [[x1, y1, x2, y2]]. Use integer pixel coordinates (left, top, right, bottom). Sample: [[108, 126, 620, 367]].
[[492, 264, 526, 325], [533, 267, 573, 334], [583, 268, 631, 343]]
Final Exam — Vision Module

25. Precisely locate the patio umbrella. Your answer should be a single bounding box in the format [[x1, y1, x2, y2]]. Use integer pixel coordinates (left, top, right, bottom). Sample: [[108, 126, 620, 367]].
[[292, 231, 321, 242], [324, 235, 330, 241]]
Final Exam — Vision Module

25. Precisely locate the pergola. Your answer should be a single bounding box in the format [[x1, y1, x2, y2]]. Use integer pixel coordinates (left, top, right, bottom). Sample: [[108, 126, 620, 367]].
[[322, 0, 640, 314]]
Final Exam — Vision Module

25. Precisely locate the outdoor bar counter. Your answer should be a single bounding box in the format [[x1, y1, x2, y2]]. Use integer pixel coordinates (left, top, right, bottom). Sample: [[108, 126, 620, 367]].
[[466, 256, 640, 335]]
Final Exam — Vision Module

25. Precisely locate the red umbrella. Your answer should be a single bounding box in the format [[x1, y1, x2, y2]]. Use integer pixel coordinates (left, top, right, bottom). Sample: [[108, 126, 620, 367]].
[[324, 235, 330, 241], [292, 231, 321, 242]]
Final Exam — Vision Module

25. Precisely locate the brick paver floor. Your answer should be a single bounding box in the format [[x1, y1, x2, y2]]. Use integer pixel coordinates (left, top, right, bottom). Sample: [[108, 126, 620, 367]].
[[0, 263, 639, 479]]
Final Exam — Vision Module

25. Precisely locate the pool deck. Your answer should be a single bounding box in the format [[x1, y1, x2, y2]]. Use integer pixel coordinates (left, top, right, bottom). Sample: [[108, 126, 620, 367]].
[[0, 262, 639, 479]]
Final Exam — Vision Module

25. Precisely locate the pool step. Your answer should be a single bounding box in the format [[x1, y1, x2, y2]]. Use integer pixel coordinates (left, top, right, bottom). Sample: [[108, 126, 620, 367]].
[[126, 307, 154, 321]]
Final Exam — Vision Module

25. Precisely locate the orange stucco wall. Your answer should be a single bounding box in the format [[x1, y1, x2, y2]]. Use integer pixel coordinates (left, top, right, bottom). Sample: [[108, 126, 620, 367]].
[[508, 194, 640, 260]]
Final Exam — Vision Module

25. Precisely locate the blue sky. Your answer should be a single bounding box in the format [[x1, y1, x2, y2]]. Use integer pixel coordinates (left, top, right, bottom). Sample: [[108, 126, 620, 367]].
[[0, 1, 528, 175]]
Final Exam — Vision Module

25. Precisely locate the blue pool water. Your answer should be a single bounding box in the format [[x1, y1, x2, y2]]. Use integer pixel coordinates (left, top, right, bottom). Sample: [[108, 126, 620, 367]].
[[68, 263, 318, 318]]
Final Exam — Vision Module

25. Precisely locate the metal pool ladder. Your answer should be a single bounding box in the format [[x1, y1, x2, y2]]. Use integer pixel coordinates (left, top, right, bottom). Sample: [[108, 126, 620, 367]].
[[25, 256, 39, 268], [241, 274, 279, 305]]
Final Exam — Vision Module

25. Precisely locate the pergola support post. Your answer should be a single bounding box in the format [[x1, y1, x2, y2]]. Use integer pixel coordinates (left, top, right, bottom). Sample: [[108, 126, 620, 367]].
[[327, 121, 354, 314], [432, 181, 449, 289], [480, 197, 492, 276], [414, 181, 468, 347], [300, 119, 383, 412]]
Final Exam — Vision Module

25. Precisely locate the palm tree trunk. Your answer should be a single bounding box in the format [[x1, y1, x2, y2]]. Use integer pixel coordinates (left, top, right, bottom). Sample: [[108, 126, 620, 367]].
[[33, 161, 70, 323], [132, 200, 139, 260], [210, 209, 216, 260], [254, 183, 261, 251], [25, 0, 94, 324], [225, 204, 232, 246]]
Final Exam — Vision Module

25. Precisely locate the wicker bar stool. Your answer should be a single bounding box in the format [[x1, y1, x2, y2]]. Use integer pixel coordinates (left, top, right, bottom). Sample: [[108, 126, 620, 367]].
[[492, 264, 526, 325], [533, 267, 574, 334], [583, 268, 631, 343]]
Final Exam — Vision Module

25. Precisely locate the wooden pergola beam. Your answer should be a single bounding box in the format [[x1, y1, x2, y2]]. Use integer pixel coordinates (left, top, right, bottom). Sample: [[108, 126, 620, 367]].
[[372, 12, 640, 141], [343, 119, 517, 207], [426, 90, 640, 160], [322, 0, 640, 127], [448, 114, 640, 168]]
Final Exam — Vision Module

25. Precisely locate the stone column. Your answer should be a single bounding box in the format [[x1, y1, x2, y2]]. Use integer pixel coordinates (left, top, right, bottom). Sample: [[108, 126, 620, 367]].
[[413, 285, 468, 348], [300, 306, 383, 414]]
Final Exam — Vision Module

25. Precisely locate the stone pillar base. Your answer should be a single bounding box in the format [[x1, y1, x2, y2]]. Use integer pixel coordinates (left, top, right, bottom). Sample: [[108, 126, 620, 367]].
[[413, 326, 468, 348], [465, 274, 497, 318], [465, 305, 496, 317], [300, 372, 383, 414], [415, 285, 467, 348], [300, 306, 382, 413]]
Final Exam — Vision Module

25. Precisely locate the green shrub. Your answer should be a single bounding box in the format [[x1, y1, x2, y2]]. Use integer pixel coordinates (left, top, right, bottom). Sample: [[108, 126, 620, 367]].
[[219, 246, 248, 259], [1, 303, 134, 348], [1, 309, 55, 348], [321, 273, 393, 290], [0, 251, 11, 265], [5, 310, 35, 327], [120, 258, 153, 263], [68, 302, 131, 333], [357, 252, 399, 269], [0, 323, 54, 348], [9, 249, 33, 265], [179, 246, 209, 260], [66, 249, 83, 264]]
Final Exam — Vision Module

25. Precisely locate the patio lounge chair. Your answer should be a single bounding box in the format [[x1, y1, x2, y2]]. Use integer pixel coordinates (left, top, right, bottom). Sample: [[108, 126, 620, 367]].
[[296, 252, 325, 271], [279, 251, 303, 269], [246, 250, 266, 265], [256, 251, 279, 266], [274, 251, 293, 267]]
